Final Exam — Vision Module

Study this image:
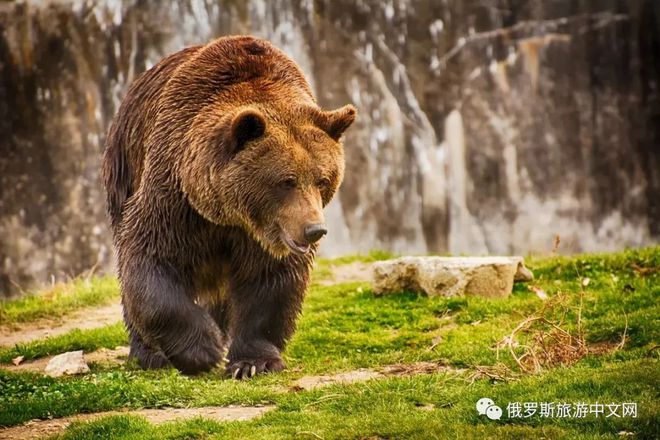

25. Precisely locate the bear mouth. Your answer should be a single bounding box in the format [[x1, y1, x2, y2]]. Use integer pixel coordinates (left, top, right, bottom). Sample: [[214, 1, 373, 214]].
[[281, 233, 311, 255]]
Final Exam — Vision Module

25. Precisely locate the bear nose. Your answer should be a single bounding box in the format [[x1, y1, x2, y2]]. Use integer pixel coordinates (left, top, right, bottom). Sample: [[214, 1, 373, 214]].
[[303, 223, 327, 244]]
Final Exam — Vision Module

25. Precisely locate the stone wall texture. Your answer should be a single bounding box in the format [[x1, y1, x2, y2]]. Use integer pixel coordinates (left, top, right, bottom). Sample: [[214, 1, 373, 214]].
[[1, 0, 658, 296]]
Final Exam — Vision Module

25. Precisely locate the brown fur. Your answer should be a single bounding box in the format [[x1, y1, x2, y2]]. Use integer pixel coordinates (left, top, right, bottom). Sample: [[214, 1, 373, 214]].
[[102, 36, 356, 377]]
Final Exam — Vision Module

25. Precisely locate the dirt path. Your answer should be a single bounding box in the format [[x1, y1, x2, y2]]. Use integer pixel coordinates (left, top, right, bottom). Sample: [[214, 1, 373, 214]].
[[1, 346, 129, 373], [0, 405, 274, 440], [291, 361, 466, 390], [318, 261, 373, 285], [0, 302, 123, 347]]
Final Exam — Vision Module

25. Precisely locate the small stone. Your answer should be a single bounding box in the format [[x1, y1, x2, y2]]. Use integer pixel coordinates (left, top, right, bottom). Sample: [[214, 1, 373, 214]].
[[372, 256, 534, 298], [44, 350, 90, 377], [514, 263, 535, 282], [11, 355, 24, 366]]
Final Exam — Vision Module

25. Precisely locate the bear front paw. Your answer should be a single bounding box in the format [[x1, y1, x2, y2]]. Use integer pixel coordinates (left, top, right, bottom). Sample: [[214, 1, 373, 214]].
[[168, 335, 224, 375], [226, 357, 285, 380]]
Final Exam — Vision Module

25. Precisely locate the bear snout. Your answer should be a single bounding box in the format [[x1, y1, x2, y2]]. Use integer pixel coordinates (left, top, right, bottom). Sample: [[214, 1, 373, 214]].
[[279, 222, 326, 255], [303, 223, 327, 244]]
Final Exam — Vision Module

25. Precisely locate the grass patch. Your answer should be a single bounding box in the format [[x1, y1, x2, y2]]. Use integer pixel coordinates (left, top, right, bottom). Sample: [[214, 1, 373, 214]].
[[0, 247, 657, 439], [0, 276, 118, 326], [29, 358, 659, 439], [0, 367, 279, 427], [0, 322, 127, 363]]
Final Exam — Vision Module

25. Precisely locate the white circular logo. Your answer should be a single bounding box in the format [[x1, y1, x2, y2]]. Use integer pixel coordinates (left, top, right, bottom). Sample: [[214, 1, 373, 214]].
[[476, 397, 502, 420], [476, 397, 495, 415]]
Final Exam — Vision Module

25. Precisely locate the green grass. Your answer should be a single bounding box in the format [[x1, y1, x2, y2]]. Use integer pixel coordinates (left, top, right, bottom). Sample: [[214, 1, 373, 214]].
[[0, 276, 118, 326], [3, 358, 655, 439], [0, 247, 657, 439], [0, 322, 127, 363]]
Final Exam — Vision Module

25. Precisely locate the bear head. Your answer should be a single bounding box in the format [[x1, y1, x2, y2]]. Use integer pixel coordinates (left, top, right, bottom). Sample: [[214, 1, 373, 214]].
[[181, 100, 356, 258]]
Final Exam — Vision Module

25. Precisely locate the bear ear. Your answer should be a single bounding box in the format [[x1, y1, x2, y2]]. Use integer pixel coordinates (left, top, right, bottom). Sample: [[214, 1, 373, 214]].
[[317, 105, 357, 141], [229, 108, 266, 153]]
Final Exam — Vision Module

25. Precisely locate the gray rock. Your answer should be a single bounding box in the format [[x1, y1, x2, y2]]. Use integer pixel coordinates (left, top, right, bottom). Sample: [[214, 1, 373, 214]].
[[372, 256, 533, 298], [44, 350, 90, 377]]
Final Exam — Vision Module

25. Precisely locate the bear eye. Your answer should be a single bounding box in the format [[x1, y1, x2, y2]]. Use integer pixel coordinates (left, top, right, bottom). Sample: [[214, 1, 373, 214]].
[[317, 177, 331, 189], [280, 177, 297, 190]]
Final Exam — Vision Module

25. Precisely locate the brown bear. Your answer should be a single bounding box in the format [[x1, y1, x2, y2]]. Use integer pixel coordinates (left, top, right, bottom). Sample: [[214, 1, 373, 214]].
[[102, 36, 356, 378]]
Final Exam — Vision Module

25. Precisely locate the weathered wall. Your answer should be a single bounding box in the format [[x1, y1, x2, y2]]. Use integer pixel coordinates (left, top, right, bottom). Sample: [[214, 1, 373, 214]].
[[0, 0, 658, 297]]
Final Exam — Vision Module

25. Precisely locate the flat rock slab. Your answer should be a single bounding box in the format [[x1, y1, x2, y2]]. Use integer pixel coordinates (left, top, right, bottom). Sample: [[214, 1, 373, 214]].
[[0, 406, 273, 440], [372, 256, 533, 298]]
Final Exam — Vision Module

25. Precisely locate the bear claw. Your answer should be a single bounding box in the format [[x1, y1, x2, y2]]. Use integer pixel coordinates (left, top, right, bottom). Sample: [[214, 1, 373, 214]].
[[227, 358, 285, 380]]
